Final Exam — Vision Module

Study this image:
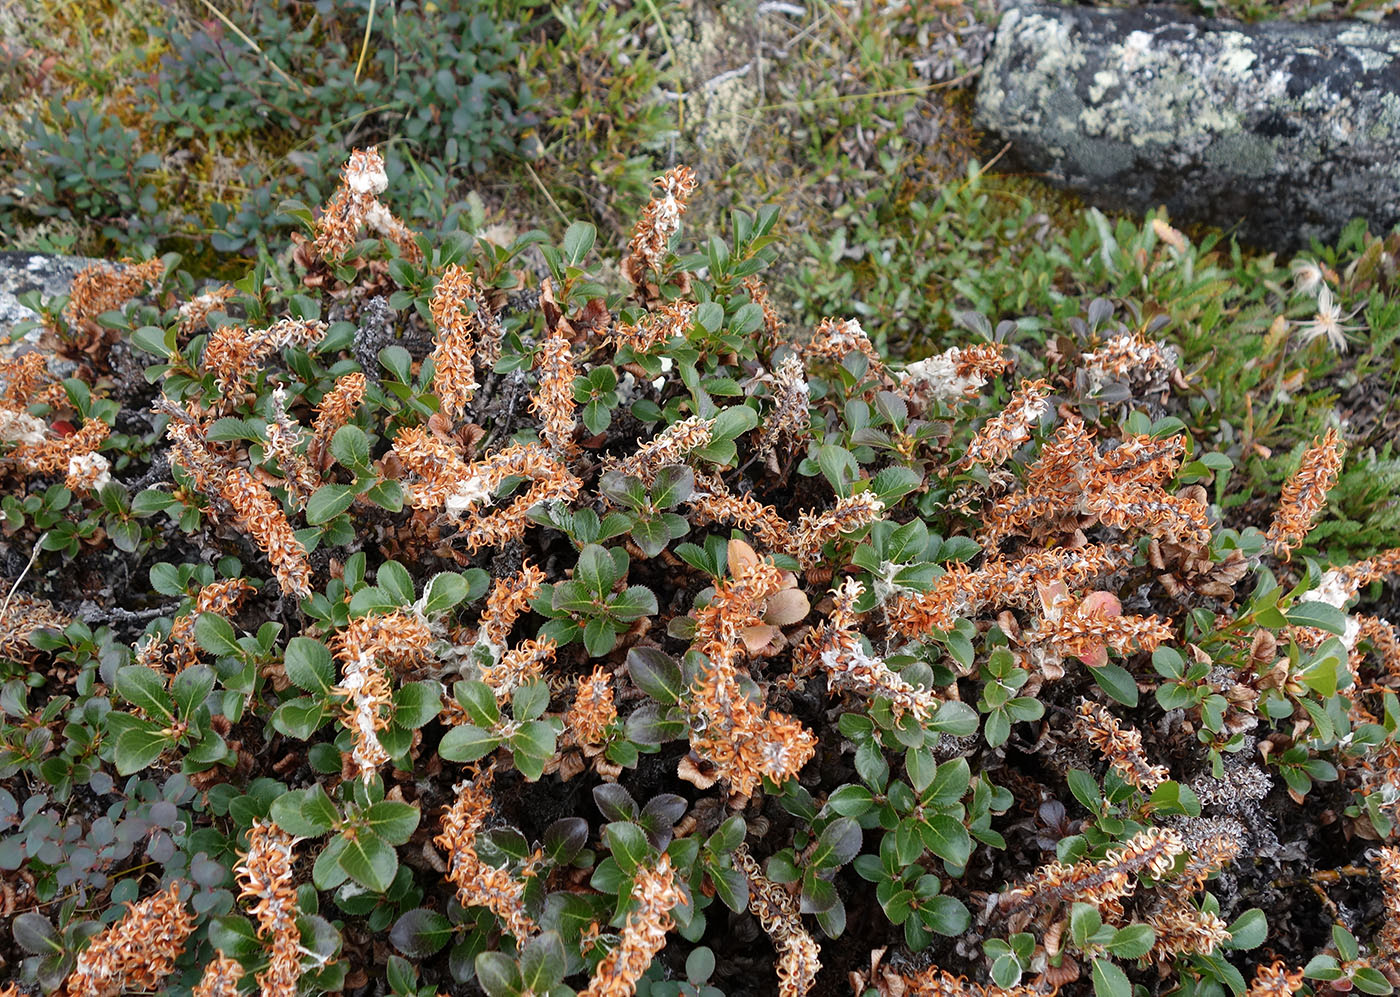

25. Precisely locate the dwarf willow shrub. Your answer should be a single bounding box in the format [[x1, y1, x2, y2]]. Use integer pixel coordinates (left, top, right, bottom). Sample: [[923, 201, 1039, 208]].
[[3, 150, 1400, 997]]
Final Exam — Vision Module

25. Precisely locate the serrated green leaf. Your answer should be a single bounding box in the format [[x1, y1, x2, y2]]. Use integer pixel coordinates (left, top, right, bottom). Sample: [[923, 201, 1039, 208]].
[[115, 665, 174, 720], [420, 572, 470, 614], [306, 483, 356, 524], [438, 724, 501, 762], [194, 613, 242, 659], [337, 832, 398, 893], [284, 637, 334, 694], [364, 800, 420, 845]]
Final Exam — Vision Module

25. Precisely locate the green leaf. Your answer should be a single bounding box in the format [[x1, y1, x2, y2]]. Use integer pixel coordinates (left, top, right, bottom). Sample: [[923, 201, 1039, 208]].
[[306, 483, 357, 525], [576, 544, 623, 595], [271, 697, 325, 740], [338, 832, 398, 893], [991, 955, 1023, 990], [12, 912, 61, 955], [512, 681, 551, 722], [1089, 665, 1139, 706], [172, 664, 215, 719], [1286, 600, 1348, 635], [271, 786, 339, 837], [630, 517, 673, 557], [627, 647, 683, 704], [115, 665, 174, 720], [285, 637, 334, 694], [511, 721, 558, 767], [349, 586, 398, 617], [454, 681, 500, 727], [1334, 923, 1360, 963], [923, 757, 971, 806], [208, 417, 262, 442], [520, 931, 567, 992], [1225, 908, 1267, 950], [929, 700, 979, 737], [390, 909, 453, 958], [582, 616, 618, 657], [1351, 967, 1395, 995], [1106, 923, 1155, 959], [194, 613, 242, 659], [605, 821, 650, 875], [610, 585, 658, 622], [420, 572, 470, 614], [710, 404, 758, 441], [439, 724, 501, 762], [393, 681, 442, 729], [131, 325, 174, 358], [705, 815, 747, 855], [881, 888, 915, 925], [364, 801, 421, 845], [330, 425, 370, 470], [817, 444, 858, 497], [365, 479, 403, 511], [563, 221, 597, 265], [476, 951, 523, 997], [826, 784, 874, 817], [871, 466, 922, 504], [813, 817, 863, 867], [919, 815, 972, 868], [206, 914, 262, 957], [686, 946, 717, 985], [1068, 769, 1103, 812], [1304, 954, 1343, 981], [652, 465, 694, 507], [380, 345, 413, 383], [709, 865, 749, 913], [1091, 959, 1131, 997], [115, 724, 171, 775], [921, 895, 970, 936], [377, 561, 415, 605]]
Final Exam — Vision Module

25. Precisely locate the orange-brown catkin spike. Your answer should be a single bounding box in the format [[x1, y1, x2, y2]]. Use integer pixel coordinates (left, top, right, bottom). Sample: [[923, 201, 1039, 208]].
[[531, 329, 579, 458], [1073, 699, 1170, 792], [65, 883, 194, 997], [307, 371, 367, 473], [429, 265, 482, 419], [219, 468, 314, 599], [166, 577, 256, 672], [235, 821, 303, 997], [686, 550, 817, 796], [567, 665, 617, 747], [1266, 426, 1345, 558], [996, 827, 1184, 917], [951, 378, 1052, 472], [64, 258, 165, 327], [579, 854, 684, 997], [436, 766, 537, 939], [735, 846, 820, 997], [1245, 961, 1305, 997], [624, 166, 698, 282], [192, 953, 245, 997], [478, 562, 546, 651], [201, 318, 327, 394]]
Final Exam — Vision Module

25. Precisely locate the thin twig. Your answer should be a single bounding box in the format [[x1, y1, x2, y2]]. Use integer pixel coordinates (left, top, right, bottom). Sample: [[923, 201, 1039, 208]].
[[194, 0, 312, 96], [0, 535, 45, 630], [354, 0, 377, 84], [638, 0, 684, 138], [524, 163, 570, 228]]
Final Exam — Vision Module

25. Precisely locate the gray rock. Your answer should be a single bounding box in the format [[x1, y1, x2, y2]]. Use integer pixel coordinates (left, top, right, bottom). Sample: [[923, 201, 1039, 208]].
[[0, 251, 99, 351], [973, 4, 1400, 252]]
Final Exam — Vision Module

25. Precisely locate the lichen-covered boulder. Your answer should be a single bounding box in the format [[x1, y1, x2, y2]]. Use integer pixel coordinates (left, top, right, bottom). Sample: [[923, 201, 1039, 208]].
[[974, 3, 1400, 252]]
